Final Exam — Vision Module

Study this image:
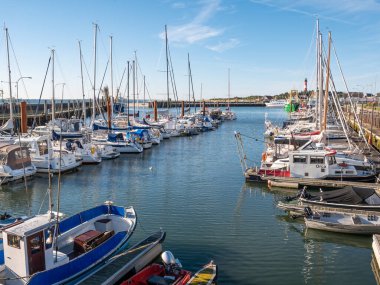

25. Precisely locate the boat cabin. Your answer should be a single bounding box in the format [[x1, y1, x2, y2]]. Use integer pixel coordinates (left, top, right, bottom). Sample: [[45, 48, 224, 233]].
[[2, 215, 58, 277], [289, 144, 357, 179], [0, 143, 33, 171]]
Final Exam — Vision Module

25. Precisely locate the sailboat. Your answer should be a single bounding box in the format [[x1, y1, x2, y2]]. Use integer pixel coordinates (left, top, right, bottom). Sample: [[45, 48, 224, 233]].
[[1, 201, 136, 285], [223, 68, 236, 120]]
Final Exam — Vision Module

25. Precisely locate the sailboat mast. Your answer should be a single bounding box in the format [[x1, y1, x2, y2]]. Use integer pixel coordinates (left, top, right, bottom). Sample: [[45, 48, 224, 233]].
[[110, 36, 114, 119], [5, 27, 13, 124], [318, 32, 324, 129], [143, 75, 146, 113], [92, 23, 97, 124], [188, 53, 191, 113], [228, 68, 231, 110], [315, 19, 320, 129], [165, 25, 170, 109], [51, 49, 55, 122], [127, 61, 130, 125], [133, 60, 136, 117], [79, 41, 86, 122], [323, 31, 332, 131]]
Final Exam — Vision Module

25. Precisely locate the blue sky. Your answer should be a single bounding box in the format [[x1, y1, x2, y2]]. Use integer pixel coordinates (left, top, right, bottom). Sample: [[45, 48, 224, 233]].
[[0, 0, 379, 101]]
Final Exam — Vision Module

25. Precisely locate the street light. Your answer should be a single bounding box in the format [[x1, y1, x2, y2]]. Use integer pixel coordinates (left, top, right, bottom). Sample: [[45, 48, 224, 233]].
[[16, 76, 32, 101]]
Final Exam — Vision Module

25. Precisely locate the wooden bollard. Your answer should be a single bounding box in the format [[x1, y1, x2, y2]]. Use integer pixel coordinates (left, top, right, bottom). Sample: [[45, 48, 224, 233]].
[[20, 101, 27, 133], [154, 100, 158, 122], [181, 101, 185, 118]]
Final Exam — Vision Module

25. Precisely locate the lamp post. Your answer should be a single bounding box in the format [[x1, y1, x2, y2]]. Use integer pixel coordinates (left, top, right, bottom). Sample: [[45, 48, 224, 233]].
[[16, 76, 32, 101]]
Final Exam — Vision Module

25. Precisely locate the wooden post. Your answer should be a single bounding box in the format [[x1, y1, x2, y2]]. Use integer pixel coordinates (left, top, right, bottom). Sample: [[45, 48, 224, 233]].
[[154, 100, 158, 122], [20, 101, 27, 133], [360, 102, 364, 129], [202, 100, 206, 116], [181, 101, 184, 118], [370, 103, 375, 144], [44, 100, 48, 120]]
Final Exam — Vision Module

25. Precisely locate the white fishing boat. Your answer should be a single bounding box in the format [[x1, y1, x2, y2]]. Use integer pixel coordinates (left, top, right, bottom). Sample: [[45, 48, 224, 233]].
[[0, 201, 136, 285], [0, 143, 37, 185], [265, 99, 287, 107], [304, 207, 380, 235], [16, 135, 81, 173]]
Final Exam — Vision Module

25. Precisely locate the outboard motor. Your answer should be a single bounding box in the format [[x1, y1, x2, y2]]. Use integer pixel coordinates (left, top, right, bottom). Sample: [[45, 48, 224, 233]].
[[304, 207, 313, 217], [161, 251, 181, 274]]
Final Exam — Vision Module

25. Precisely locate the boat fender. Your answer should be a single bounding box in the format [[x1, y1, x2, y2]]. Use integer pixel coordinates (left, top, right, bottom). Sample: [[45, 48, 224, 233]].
[[304, 207, 313, 217], [91, 146, 96, 155], [267, 180, 272, 188]]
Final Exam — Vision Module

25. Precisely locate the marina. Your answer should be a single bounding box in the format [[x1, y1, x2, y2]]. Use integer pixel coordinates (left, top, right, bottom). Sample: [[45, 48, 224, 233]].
[[0, 107, 379, 284], [1, 1, 380, 284]]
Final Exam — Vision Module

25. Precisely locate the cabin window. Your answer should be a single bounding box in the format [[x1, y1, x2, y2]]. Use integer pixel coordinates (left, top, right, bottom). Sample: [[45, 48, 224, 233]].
[[328, 156, 336, 165], [346, 171, 354, 174], [14, 149, 29, 159], [8, 234, 21, 249], [310, 156, 324, 164], [321, 168, 325, 173], [335, 170, 342, 174], [37, 141, 49, 155], [29, 235, 42, 254], [293, 155, 307, 163]]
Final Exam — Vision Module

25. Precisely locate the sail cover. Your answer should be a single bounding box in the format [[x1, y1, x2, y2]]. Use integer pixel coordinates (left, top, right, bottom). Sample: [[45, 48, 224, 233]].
[[305, 186, 378, 205], [0, 119, 14, 131]]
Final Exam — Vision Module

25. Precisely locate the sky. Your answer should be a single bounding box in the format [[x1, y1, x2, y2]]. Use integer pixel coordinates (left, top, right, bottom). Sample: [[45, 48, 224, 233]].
[[0, 0, 379, 101]]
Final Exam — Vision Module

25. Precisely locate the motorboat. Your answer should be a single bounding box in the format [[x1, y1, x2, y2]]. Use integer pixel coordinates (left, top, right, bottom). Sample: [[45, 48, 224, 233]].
[[1, 202, 136, 285], [16, 135, 81, 173], [0, 143, 37, 185], [304, 207, 380, 235]]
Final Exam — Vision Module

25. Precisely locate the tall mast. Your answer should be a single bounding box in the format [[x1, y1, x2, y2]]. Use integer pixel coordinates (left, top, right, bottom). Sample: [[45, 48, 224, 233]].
[[51, 49, 55, 122], [188, 53, 191, 113], [92, 23, 97, 124], [318, 32, 324, 129], [79, 41, 86, 122], [134, 51, 139, 117], [127, 61, 130, 125], [110, 36, 114, 120], [5, 27, 13, 127], [323, 31, 332, 131], [143, 75, 146, 113], [315, 19, 320, 128], [228, 68, 231, 110], [133, 60, 135, 117], [165, 25, 170, 109]]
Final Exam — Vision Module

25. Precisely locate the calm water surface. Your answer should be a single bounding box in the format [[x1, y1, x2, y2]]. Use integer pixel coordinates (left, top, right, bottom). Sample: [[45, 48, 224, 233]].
[[0, 107, 376, 284]]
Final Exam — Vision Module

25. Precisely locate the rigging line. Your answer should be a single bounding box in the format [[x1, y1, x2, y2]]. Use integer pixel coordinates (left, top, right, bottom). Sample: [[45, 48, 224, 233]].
[[15, 118, 31, 216], [237, 132, 267, 143], [331, 38, 371, 150], [82, 51, 94, 92], [55, 51, 73, 101], [95, 59, 109, 121], [54, 121, 64, 262], [8, 31, 30, 100], [32, 56, 51, 129]]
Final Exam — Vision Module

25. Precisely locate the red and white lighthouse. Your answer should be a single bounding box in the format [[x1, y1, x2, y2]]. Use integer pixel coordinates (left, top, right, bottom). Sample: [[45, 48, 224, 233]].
[[304, 78, 308, 93]]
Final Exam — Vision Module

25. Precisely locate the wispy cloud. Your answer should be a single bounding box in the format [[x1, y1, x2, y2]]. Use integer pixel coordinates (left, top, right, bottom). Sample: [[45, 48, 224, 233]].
[[250, 0, 380, 23], [207, 38, 240, 52], [161, 0, 224, 44], [172, 2, 186, 9]]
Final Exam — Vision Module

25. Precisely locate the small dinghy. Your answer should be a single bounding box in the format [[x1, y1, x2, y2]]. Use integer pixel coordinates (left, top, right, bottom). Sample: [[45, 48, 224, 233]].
[[304, 207, 380, 235], [121, 250, 191, 285], [187, 260, 217, 285]]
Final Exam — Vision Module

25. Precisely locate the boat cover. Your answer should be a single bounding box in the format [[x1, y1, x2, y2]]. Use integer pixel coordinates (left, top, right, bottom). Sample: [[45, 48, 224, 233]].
[[305, 186, 379, 205]]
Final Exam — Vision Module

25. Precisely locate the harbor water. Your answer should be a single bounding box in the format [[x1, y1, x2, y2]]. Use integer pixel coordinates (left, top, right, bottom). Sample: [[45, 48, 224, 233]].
[[0, 107, 376, 284]]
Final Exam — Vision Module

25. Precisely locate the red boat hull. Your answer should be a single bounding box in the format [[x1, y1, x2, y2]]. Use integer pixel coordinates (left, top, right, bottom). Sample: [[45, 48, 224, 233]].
[[121, 263, 191, 285]]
